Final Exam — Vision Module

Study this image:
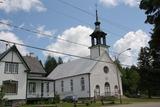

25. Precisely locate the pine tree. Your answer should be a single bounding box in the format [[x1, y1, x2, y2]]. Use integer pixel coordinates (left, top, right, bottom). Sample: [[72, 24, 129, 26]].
[[121, 66, 140, 97], [115, 60, 140, 97], [57, 57, 63, 65], [44, 55, 58, 76], [138, 47, 152, 98], [140, 0, 160, 96]]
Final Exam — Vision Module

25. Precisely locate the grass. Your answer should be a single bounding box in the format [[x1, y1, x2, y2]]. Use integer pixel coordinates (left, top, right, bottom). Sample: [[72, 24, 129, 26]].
[[21, 102, 102, 107], [21, 98, 160, 107], [121, 97, 160, 104]]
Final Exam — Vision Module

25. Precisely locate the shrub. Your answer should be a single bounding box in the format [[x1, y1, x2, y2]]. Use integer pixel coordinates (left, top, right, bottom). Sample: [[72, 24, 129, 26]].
[[53, 94, 60, 104], [0, 85, 6, 107]]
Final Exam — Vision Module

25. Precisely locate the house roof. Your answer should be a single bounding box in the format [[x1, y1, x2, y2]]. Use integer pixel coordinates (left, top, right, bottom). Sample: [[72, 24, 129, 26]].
[[48, 56, 99, 80], [0, 45, 30, 71], [23, 56, 46, 74]]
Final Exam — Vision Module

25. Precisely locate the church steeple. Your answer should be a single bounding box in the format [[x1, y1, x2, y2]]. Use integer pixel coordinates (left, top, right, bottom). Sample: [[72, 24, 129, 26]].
[[89, 9, 109, 59], [90, 9, 107, 47]]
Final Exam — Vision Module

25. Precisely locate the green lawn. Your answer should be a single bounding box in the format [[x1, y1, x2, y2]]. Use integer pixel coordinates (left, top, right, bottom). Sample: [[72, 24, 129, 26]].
[[21, 98, 160, 107], [21, 102, 102, 107]]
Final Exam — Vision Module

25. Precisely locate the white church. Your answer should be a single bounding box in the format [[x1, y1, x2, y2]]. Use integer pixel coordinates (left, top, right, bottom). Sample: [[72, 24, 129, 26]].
[[48, 10, 123, 99], [0, 11, 122, 106]]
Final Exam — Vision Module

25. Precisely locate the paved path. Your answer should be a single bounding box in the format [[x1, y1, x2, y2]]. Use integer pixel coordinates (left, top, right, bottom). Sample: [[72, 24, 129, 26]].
[[102, 102, 160, 107]]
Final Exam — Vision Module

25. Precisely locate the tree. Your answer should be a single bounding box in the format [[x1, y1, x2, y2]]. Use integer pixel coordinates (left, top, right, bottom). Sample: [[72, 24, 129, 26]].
[[121, 66, 140, 97], [140, 0, 160, 68], [115, 60, 140, 97], [138, 47, 152, 98], [44, 55, 58, 76], [0, 85, 6, 107], [57, 57, 63, 65], [140, 0, 160, 96]]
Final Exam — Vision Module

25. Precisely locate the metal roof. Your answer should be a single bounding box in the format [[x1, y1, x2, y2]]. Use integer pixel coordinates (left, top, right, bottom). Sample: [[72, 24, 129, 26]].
[[48, 56, 99, 80]]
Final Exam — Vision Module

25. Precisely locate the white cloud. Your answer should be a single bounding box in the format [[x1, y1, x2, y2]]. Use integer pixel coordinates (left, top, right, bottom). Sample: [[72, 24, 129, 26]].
[[0, 0, 46, 13], [0, 19, 12, 30], [99, 0, 118, 7], [0, 31, 28, 55], [36, 25, 56, 38], [113, 29, 150, 66], [123, 0, 140, 7], [44, 25, 93, 61], [100, 0, 140, 7]]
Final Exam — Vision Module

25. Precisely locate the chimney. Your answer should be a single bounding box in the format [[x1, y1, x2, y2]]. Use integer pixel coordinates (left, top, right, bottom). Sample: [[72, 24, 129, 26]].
[[29, 52, 35, 57]]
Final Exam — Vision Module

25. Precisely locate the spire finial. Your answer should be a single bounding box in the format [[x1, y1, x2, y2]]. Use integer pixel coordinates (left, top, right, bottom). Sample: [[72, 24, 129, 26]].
[[95, 3, 98, 22]]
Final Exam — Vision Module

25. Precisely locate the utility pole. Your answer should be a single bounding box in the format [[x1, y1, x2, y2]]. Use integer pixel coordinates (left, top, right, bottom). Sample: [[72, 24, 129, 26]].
[[115, 48, 131, 104]]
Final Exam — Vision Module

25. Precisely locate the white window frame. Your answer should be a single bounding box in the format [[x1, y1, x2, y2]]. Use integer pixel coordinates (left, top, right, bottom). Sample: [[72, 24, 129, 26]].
[[81, 77, 85, 91], [29, 82, 36, 94], [46, 82, 49, 93], [4, 62, 19, 74]]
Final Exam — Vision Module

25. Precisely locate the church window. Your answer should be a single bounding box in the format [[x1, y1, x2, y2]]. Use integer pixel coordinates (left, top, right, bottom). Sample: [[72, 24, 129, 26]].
[[61, 81, 64, 92], [70, 79, 73, 91], [114, 85, 119, 95], [104, 82, 111, 96], [104, 66, 109, 73], [81, 77, 85, 91], [94, 85, 100, 97]]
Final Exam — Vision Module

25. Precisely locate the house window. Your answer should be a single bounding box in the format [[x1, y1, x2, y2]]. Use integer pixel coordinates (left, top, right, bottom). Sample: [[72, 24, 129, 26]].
[[29, 82, 36, 94], [81, 77, 85, 91], [46, 82, 49, 93], [70, 79, 73, 91], [3, 80, 18, 94], [61, 81, 64, 92], [4, 62, 19, 74]]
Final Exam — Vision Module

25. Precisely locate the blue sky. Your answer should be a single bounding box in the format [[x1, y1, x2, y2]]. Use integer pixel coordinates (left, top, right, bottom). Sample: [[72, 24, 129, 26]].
[[0, 0, 152, 66]]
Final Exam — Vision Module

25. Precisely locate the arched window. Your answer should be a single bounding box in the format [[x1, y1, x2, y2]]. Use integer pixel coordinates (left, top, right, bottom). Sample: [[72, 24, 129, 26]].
[[104, 82, 110, 96], [114, 85, 118, 95], [94, 85, 100, 97], [101, 38, 103, 45], [81, 77, 85, 91]]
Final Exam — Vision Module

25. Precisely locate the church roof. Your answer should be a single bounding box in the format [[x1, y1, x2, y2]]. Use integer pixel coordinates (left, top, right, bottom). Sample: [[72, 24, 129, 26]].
[[48, 56, 99, 80]]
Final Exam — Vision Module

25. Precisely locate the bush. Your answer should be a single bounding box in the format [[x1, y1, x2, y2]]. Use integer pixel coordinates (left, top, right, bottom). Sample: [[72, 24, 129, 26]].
[[0, 85, 6, 107], [53, 94, 60, 104]]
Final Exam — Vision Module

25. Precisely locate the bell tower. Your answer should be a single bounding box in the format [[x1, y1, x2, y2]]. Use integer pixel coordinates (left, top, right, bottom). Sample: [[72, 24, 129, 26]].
[[89, 10, 110, 59]]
